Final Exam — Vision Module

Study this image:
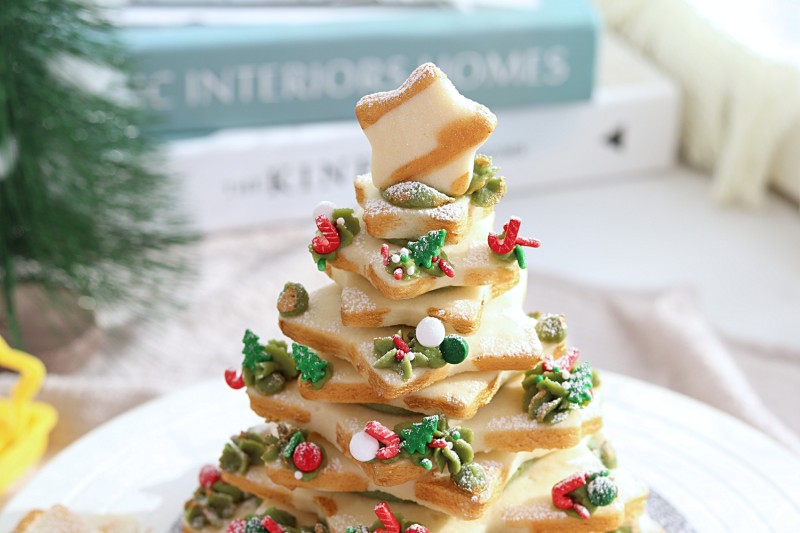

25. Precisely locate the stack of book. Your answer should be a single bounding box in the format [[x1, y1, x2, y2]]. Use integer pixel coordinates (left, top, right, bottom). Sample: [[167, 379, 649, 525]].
[[111, 0, 680, 232]]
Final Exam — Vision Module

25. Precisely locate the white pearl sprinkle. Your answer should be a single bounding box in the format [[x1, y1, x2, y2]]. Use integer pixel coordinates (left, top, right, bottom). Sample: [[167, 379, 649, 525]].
[[401, 247, 410, 255], [349, 430, 380, 462], [312, 200, 335, 221], [407, 266, 416, 275], [446, 441, 454, 450], [294, 470, 303, 480], [407, 352, 416, 361], [561, 371, 570, 379], [415, 316, 446, 348], [337, 217, 345, 226], [391, 254, 401, 264]]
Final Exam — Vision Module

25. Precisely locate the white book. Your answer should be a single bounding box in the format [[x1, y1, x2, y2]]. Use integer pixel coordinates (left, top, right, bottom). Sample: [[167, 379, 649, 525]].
[[167, 34, 680, 233]]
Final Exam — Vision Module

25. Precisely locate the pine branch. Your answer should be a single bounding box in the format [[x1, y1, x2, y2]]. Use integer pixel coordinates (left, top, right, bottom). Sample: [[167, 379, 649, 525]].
[[0, 0, 195, 348]]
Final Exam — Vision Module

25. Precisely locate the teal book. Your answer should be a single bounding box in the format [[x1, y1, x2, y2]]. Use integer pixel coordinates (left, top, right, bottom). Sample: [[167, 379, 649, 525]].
[[118, 1, 599, 134]]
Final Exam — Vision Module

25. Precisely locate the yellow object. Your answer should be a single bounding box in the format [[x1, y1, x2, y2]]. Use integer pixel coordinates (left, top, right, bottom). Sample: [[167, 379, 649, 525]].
[[0, 335, 57, 493]]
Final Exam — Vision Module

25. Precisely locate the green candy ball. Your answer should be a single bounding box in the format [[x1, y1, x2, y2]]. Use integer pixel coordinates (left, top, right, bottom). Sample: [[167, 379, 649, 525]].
[[440, 335, 469, 364], [586, 476, 617, 507]]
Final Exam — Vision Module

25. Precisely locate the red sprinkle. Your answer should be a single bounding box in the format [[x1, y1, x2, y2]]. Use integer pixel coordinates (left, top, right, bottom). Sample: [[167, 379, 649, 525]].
[[427, 438, 448, 449], [261, 516, 285, 533], [404, 526, 430, 533], [226, 519, 247, 533], [393, 267, 404, 280], [438, 259, 455, 277], [224, 368, 245, 390], [392, 334, 410, 353], [365, 421, 401, 460], [292, 441, 324, 472], [394, 351, 406, 361], [311, 215, 341, 255], [431, 256, 440, 263], [374, 502, 401, 533], [381, 244, 391, 266], [198, 464, 221, 488]]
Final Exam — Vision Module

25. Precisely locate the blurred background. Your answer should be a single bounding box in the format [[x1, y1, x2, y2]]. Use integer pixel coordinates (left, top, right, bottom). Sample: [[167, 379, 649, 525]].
[[1, 0, 799, 504]]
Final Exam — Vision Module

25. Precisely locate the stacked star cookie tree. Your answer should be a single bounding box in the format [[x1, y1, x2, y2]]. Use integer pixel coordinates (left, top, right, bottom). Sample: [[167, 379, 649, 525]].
[[182, 64, 659, 533]]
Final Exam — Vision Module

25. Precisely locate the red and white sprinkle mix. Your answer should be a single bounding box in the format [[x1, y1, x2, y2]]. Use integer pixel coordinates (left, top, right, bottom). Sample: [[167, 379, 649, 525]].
[[224, 368, 245, 390], [198, 464, 221, 487], [428, 438, 447, 449], [374, 502, 401, 533], [365, 421, 401, 460], [226, 519, 246, 533], [404, 525, 430, 533], [393, 267, 404, 280]]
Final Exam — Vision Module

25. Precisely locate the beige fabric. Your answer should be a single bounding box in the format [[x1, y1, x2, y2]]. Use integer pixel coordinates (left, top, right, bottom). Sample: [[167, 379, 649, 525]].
[[593, 0, 800, 206]]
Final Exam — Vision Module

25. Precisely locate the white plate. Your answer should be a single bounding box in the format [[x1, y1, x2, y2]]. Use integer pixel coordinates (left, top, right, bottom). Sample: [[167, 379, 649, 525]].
[[1, 373, 799, 532]]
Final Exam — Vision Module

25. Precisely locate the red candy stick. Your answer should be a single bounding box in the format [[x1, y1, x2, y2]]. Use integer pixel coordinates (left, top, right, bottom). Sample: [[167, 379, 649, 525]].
[[381, 244, 391, 266], [365, 421, 401, 460], [226, 519, 246, 533], [292, 441, 323, 472], [374, 502, 401, 533], [437, 258, 455, 277], [552, 472, 587, 510], [311, 215, 341, 255], [552, 472, 590, 519], [261, 516, 285, 533], [488, 217, 541, 254], [573, 503, 591, 520], [427, 438, 447, 449], [488, 217, 521, 254], [557, 347, 580, 372], [224, 368, 245, 390], [515, 236, 541, 248]]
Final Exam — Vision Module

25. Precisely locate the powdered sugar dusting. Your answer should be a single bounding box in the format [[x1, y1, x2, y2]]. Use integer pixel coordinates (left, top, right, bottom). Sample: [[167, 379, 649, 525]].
[[341, 286, 377, 314]]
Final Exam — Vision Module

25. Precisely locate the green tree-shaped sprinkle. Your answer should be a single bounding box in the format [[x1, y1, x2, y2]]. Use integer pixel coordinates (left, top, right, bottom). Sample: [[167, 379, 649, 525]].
[[242, 329, 269, 371], [291, 343, 328, 383], [400, 415, 440, 454], [407, 230, 446, 269]]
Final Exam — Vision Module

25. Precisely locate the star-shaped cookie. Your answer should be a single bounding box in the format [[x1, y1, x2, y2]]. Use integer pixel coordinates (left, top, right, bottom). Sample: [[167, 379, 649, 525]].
[[355, 63, 497, 197]]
